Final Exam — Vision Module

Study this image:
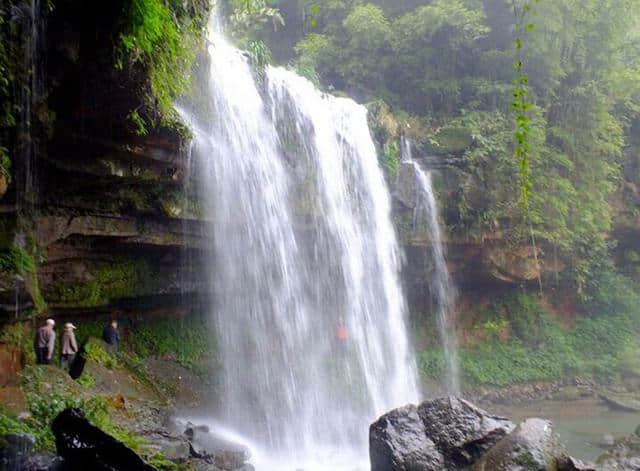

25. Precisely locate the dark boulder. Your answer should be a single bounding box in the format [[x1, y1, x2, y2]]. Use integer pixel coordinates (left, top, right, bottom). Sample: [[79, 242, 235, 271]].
[[52, 408, 157, 471], [370, 397, 514, 471], [9, 452, 65, 471], [418, 396, 515, 468], [370, 404, 444, 471], [3, 432, 36, 453], [369, 397, 603, 471]]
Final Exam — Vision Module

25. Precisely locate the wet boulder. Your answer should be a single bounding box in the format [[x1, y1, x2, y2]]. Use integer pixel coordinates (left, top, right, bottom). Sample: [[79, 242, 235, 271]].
[[0, 432, 64, 471], [156, 437, 191, 461], [7, 452, 65, 471], [418, 396, 515, 468], [185, 423, 250, 471], [472, 418, 557, 471], [598, 430, 640, 470], [52, 408, 157, 471], [370, 397, 514, 470], [3, 432, 36, 452], [370, 404, 444, 471]]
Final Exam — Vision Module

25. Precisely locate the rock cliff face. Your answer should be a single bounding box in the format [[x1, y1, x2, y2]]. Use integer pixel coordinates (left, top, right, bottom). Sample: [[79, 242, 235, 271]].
[[2, 0, 637, 325], [0, 0, 209, 320]]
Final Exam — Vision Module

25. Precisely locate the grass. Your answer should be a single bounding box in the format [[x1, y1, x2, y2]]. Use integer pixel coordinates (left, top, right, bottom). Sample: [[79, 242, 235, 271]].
[[85, 341, 119, 369], [17, 365, 140, 450]]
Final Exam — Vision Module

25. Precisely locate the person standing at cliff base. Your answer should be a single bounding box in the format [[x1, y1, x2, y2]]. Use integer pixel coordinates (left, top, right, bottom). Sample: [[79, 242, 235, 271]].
[[35, 319, 56, 365], [102, 320, 120, 353], [60, 323, 78, 370]]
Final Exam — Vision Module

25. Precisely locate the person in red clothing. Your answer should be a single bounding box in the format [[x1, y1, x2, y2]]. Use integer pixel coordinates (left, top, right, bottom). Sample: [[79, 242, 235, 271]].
[[337, 320, 347, 341]]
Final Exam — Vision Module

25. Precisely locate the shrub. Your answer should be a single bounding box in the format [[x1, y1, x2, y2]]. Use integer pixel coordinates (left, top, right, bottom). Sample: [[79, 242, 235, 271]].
[[85, 341, 118, 369], [419, 286, 640, 387]]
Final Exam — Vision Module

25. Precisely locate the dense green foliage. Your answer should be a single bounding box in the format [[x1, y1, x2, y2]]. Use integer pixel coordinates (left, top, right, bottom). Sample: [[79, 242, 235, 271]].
[[243, 0, 640, 295], [117, 0, 210, 132], [420, 284, 640, 386]]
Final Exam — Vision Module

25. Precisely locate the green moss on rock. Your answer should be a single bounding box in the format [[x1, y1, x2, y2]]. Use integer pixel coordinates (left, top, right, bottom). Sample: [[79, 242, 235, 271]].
[[46, 257, 150, 308]]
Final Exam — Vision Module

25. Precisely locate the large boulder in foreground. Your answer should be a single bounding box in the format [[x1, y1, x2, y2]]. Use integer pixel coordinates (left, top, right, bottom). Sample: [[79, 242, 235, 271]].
[[370, 397, 600, 471], [370, 404, 444, 470], [418, 397, 515, 468], [370, 397, 514, 470], [52, 408, 156, 471]]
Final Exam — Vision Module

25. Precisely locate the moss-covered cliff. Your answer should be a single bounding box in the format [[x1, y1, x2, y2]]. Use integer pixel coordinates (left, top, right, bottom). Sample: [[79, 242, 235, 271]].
[[0, 0, 211, 320]]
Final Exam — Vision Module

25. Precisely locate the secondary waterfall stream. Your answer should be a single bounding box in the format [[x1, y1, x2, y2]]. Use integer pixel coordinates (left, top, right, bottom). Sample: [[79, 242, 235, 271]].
[[402, 140, 460, 394], [179, 20, 419, 469]]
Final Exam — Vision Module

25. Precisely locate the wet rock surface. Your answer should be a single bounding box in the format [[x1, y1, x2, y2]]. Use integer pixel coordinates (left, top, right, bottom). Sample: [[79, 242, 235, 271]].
[[370, 404, 444, 470], [417, 397, 515, 467], [369, 396, 611, 471], [182, 422, 250, 471], [472, 418, 556, 470], [0, 432, 65, 471], [370, 397, 514, 470]]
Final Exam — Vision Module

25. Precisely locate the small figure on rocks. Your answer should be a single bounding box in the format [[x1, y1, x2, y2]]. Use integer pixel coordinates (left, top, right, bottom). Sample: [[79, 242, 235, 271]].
[[60, 323, 78, 370], [35, 319, 56, 365], [102, 320, 120, 353]]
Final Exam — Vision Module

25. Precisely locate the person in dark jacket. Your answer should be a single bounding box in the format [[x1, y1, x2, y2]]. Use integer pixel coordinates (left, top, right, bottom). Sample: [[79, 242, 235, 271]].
[[35, 319, 56, 364], [102, 320, 119, 352]]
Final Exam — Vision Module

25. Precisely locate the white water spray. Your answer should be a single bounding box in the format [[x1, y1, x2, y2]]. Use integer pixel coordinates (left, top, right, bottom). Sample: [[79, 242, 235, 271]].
[[178, 17, 419, 469], [402, 140, 460, 394]]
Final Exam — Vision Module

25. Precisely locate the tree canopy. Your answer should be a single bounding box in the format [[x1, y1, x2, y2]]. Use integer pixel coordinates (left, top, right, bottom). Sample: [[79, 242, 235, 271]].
[[230, 0, 640, 296]]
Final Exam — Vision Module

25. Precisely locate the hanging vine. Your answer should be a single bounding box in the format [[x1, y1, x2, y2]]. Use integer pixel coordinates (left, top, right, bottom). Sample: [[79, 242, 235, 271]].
[[511, 0, 542, 292], [511, 0, 538, 217]]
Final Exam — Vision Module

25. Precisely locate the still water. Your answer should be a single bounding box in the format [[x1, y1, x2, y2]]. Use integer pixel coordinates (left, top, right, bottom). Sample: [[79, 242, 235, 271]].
[[496, 398, 640, 462]]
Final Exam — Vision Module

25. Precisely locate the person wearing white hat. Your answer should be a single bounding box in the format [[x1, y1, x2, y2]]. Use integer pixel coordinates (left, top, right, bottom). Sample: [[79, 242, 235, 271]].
[[60, 322, 78, 370], [35, 319, 56, 365]]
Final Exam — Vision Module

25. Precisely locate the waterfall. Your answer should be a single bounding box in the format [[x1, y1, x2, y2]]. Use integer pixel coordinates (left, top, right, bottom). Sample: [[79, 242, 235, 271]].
[[402, 140, 460, 394], [178, 18, 419, 469]]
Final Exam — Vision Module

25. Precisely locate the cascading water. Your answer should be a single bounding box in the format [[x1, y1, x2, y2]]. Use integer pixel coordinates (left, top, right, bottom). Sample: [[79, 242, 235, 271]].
[[178, 16, 419, 470], [402, 139, 460, 394]]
